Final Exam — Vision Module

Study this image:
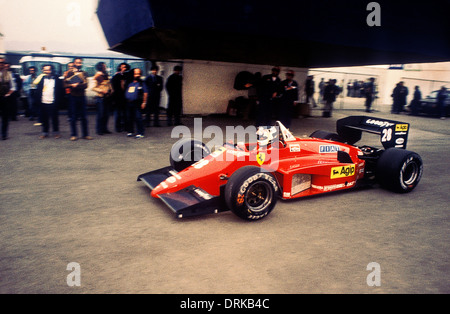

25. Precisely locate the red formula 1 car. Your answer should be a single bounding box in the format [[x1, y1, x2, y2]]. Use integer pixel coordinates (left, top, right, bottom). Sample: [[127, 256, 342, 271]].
[[138, 116, 423, 220]]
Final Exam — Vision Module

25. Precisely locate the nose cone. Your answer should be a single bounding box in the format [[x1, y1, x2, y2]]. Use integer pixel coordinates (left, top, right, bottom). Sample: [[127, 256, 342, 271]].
[[151, 182, 170, 197], [149, 151, 231, 198], [150, 167, 189, 197], [151, 176, 178, 198], [150, 187, 161, 198]]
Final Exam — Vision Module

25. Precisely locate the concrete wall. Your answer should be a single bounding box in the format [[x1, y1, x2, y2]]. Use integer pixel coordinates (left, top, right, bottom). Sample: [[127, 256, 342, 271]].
[[158, 60, 308, 115]]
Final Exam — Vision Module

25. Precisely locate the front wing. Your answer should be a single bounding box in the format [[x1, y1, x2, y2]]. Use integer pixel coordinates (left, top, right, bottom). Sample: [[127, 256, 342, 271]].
[[137, 167, 226, 218]]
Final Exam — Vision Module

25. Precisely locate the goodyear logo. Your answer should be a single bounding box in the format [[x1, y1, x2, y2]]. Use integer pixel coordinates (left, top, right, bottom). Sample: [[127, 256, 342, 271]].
[[395, 124, 408, 132], [366, 119, 394, 128], [330, 165, 355, 179]]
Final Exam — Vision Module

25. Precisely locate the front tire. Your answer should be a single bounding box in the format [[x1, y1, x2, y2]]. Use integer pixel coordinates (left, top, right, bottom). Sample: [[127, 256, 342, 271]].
[[225, 166, 279, 220], [169, 138, 211, 172], [376, 148, 423, 193]]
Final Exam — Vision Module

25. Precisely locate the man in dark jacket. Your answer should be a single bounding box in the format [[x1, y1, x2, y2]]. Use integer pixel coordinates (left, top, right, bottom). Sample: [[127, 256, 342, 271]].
[[392, 81, 408, 114], [364, 77, 376, 113], [437, 86, 447, 120], [4, 62, 22, 121], [0, 57, 16, 140], [304, 75, 316, 107], [64, 57, 92, 140], [36, 64, 64, 139], [111, 63, 130, 132], [145, 65, 163, 127], [279, 70, 299, 128], [166, 65, 183, 126], [322, 79, 339, 117], [409, 86, 421, 116], [125, 68, 148, 138], [256, 66, 282, 127]]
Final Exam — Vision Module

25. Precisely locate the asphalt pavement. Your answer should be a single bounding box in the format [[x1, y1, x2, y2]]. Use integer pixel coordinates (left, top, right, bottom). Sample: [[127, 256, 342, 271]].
[[0, 105, 449, 294]]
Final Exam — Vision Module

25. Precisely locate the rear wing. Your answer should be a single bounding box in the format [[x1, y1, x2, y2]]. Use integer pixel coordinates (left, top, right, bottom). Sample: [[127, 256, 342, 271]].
[[336, 116, 409, 149]]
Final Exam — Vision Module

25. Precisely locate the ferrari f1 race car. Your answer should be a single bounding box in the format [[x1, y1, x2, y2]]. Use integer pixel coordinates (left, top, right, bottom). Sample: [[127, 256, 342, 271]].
[[138, 116, 423, 220]]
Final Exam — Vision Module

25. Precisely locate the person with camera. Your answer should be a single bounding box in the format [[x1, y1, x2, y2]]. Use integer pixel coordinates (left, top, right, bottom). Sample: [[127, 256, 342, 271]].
[[92, 62, 112, 135], [64, 57, 92, 141]]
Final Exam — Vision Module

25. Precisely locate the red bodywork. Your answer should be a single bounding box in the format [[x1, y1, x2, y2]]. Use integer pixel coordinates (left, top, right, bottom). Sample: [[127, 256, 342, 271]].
[[138, 116, 413, 218], [151, 137, 365, 200]]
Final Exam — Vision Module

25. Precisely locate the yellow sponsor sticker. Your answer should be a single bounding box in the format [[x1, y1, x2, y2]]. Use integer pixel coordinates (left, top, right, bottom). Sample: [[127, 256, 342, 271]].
[[395, 124, 408, 132], [330, 165, 356, 179]]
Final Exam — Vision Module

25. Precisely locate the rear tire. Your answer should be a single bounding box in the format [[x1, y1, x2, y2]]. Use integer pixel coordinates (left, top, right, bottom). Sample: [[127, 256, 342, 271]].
[[310, 130, 345, 143], [225, 166, 279, 220], [376, 148, 423, 193], [169, 138, 211, 172]]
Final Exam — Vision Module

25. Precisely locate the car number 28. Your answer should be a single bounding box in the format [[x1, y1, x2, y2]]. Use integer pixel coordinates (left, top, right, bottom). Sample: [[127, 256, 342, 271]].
[[381, 128, 393, 142]]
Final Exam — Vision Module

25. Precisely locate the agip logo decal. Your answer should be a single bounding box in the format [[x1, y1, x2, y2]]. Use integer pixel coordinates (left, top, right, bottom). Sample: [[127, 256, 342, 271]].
[[330, 165, 356, 179], [395, 124, 408, 132]]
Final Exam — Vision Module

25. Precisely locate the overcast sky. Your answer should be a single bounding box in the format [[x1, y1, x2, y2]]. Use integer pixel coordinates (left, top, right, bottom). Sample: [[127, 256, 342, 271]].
[[0, 0, 116, 54]]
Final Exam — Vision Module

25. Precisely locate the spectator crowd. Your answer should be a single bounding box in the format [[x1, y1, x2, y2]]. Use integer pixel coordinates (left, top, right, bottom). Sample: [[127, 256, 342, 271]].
[[0, 56, 184, 141], [1, 57, 448, 141]]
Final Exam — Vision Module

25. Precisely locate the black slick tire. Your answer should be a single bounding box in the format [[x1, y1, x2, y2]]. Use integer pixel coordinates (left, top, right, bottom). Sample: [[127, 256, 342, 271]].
[[376, 148, 423, 193], [169, 138, 210, 172], [225, 166, 279, 220], [310, 130, 345, 143]]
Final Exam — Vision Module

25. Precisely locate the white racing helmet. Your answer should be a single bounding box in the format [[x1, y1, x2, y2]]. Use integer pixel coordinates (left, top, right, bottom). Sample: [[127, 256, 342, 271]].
[[256, 126, 278, 147]]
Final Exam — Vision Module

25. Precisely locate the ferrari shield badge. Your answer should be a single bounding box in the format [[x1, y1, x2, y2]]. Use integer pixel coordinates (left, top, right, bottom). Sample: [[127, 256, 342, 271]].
[[256, 152, 266, 166]]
